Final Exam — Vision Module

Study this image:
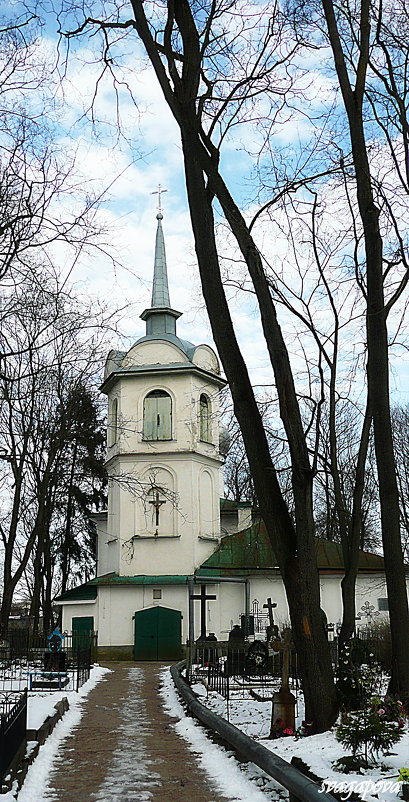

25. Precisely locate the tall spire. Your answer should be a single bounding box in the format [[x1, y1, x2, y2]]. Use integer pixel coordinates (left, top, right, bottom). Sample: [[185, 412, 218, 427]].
[[151, 212, 171, 308], [140, 203, 181, 336]]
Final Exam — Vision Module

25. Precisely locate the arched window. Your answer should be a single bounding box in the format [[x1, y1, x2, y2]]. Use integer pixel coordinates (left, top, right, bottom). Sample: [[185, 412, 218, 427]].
[[108, 398, 118, 447], [199, 394, 211, 442], [143, 390, 172, 440]]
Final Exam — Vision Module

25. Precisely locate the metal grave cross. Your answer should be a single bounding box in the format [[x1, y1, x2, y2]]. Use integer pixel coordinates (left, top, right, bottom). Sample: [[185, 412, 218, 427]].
[[149, 488, 166, 536], [263, 597, 277, 625], [189, 584, 217, 639]]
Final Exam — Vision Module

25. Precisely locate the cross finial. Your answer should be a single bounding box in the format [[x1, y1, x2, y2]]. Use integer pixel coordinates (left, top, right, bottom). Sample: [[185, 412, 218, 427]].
[[151, 184, 167, 217]]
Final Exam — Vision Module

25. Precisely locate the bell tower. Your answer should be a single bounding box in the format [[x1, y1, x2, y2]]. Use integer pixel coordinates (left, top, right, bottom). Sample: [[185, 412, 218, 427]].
[[99, 205, 226, 577]]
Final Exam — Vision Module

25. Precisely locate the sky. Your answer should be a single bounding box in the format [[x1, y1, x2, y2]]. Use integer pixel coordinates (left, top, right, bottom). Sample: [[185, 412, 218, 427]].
[[3, 2, 409, 405], [42, 22, 279, 390]]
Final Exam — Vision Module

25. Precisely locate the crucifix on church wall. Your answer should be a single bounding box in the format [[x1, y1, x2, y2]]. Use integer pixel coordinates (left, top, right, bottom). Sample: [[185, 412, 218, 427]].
[[149, 487, 166, 536]]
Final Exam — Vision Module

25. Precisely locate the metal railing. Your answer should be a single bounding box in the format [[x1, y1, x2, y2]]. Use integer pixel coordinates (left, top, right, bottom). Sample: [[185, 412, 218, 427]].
[[0, 690, 27, 785], [207, 663, 229, 700]]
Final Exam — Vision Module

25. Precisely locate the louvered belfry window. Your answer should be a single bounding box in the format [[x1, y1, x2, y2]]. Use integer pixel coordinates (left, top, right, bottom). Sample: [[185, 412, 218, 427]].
[[143, 390, 172, 440]]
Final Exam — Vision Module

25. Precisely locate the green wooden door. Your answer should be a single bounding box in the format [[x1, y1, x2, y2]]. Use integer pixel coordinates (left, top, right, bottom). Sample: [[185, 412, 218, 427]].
[[72, 616, 94, 654], [134, 607, 181, 661]]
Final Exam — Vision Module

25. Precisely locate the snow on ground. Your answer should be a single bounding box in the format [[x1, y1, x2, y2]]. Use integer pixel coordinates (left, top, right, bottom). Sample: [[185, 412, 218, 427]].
[[2, 665, 111, 802], [159, 667, 287, 800], [191, 677, 409, 802], [4, 663, 409, 802]]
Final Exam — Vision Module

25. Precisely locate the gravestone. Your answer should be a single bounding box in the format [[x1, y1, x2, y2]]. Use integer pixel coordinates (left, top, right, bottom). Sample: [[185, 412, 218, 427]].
[[203, 633, 218, 665], [44, 629, 67, 672], [227, 625, 246, 676], [240, 614, 254, 637], [31, 628, 69, 689], [263, 598, 279, 642]]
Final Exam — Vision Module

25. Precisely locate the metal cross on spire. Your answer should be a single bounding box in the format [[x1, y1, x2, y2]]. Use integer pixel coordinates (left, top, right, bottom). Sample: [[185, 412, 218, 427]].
[[151, 184, 167, 215]]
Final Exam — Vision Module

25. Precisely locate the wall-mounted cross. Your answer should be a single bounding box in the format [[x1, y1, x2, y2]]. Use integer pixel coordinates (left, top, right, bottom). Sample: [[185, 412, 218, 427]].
[[189, 584, 217, 639], [149, 488, 166, 535], [151, 183, 167, 214]]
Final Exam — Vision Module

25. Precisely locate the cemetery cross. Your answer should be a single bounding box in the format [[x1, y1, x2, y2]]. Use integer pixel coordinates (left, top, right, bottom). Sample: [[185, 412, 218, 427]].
[[189, 585, 217, 639]]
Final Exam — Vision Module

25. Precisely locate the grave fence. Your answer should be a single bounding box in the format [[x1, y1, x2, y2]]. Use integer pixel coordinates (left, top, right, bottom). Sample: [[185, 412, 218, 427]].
[[207, 663, 229, 700], [0, 630, 97, 693], [0, 690, 27, 787], [189, 640, 300, 688]]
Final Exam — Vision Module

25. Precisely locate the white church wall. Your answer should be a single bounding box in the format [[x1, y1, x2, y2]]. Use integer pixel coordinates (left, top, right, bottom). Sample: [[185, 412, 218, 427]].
[[60, 600, 98, 634], [111, 451, 221, 576], [106, 371, 222, 458], [98, 586, 140, 647], [248, 577, 290, 629], [214, 582, 245, 638], [355, 573, 390, 625], [97, 585, 189, 647], [246, 573, 390, 633], [221, 513, 240, 536]]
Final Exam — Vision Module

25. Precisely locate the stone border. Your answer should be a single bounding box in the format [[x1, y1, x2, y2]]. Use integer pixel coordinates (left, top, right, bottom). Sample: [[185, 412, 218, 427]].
[[1, 698, 69, 796]]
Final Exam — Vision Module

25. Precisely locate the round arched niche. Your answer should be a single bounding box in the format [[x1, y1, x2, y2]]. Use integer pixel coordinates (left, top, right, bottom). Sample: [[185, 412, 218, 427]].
[[138, 466, 177, 538], [199, 468, 215, 537]]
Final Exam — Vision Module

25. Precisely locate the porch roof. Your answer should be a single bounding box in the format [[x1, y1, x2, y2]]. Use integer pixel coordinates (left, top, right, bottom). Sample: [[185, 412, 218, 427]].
[[55, 573, 191, 602]]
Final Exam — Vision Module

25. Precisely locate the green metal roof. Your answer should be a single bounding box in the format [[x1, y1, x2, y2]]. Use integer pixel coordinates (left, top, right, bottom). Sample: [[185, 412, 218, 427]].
[[88, 573, 190, 586], [198, 523, 386, 574], [56, 573, 191, 602], [55, 583, 97, 602], [220, 498, 252, 512]]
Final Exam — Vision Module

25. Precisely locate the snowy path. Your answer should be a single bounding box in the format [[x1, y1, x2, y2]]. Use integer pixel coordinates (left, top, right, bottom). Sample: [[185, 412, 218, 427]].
[[15, 662, 275, 802]]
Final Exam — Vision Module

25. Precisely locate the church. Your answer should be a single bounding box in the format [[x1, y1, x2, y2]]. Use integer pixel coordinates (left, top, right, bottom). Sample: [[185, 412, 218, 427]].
[[56, 209, 392, 660]]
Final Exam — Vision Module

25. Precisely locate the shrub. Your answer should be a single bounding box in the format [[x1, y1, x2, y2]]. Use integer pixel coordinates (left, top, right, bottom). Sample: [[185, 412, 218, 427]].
[[335, 697, 405, 768], [335, 640, 383, 712]]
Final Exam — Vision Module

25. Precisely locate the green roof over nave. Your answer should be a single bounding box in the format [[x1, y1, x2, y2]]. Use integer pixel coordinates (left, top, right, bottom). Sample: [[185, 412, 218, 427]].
[[197, 522, 386, 576]]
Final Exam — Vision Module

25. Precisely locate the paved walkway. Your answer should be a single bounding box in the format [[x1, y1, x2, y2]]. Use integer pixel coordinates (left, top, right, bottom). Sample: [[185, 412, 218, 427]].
[[43, 662, 231, 802]]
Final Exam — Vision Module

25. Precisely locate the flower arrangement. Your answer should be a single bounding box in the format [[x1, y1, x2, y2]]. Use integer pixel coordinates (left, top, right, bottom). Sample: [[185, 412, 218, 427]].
[[270, 717, 294, 738]]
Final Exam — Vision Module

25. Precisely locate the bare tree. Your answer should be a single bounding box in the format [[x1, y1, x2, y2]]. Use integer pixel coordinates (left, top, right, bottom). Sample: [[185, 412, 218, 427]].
[[0, 275, 108, 636], [310, 0, 409, 698], [59, 1, 339, 730], [56, 0, 409, 715]]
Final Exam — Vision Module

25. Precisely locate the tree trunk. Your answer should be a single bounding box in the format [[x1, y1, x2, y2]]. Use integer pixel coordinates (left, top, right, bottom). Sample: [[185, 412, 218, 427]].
[[180, 127, 338, 730], [338, 403, 372, 646], [131, 0, 338, 728], [322, 0, 409, 696]]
